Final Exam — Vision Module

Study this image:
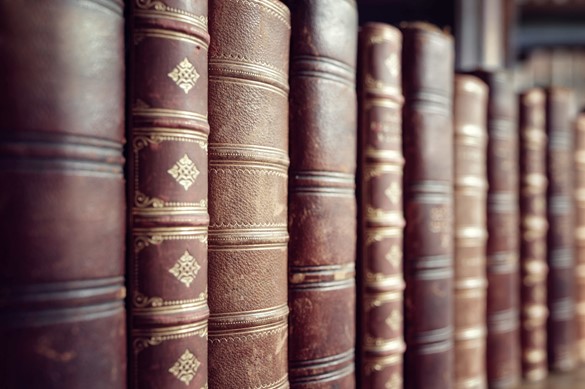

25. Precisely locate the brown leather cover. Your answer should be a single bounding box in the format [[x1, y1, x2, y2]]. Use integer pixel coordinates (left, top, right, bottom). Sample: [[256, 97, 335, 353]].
[[127, 1, 209, 388], [401, 22, 454, 389], [519, 88, 549, 382], [576, 112, 585, 364], [287, 0, 358, 387], [0, 1, 126, 387], [473, 70, 521, 389], [207, 1, 291, 388], [453, 74, 488, 389], [545, 87, 577, 372], [357, 23, 405, 389]]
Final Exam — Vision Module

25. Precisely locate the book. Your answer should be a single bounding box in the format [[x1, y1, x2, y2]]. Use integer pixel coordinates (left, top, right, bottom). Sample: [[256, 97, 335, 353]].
[[127, 1, 210, 387], [452, 74, 489, 389], [545, 87, 577, 372], [576, 111, 585, 364], [357, 22, 405, 389], [0, 1, 127, 387], [519, 88, 549, 382], [401, 22, 454, 389], [207, 0, 291, 387], [473, 69, 521, 389], [287, 0, 358, 386]]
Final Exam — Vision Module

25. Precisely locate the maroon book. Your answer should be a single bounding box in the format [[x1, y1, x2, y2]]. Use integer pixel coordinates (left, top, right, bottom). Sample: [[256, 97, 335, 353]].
[[357, 22, 405, 389], [401, 22, 455, 389], [127, 1, 210, 388], [473, 69, 521, 389], [0, 1, 127, 387]]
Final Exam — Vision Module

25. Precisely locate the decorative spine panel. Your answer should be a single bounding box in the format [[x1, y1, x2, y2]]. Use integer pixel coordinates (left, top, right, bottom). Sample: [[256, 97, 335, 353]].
[[128, 1, 210, 388], [207, 0, 291, 387], [519, 88, 549, 382], [357, 22, 405, 389]]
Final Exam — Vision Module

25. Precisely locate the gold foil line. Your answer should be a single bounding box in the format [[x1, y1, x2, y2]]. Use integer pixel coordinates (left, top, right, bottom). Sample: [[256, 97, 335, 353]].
[[134, 28, 209, 49], [209, 75, 288, 98]]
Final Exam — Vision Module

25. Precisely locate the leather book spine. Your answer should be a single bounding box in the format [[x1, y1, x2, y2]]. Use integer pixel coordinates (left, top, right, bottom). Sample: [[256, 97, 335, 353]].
[[207, 1, 291, 387], [575, 112, 585, 364], [288, 0, 358, 386], [453, 74, 489, 389], [357, 23, 405, 389], [128, 1, 209, 388], [0, 1, 126, 388], [519, 88, 549, 382], [473, 70, 521, 389], [545, 87, 577, 372], [401, 23, 454, 389]]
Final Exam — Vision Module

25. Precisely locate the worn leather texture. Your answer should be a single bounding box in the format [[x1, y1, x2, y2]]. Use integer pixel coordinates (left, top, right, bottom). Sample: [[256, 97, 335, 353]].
[[453, 74, 488, 389], [287, 0, 358, 387], [0, 1, 126, 387], [575, 112, 585, 365], [473, 70, 521, 389], [357, 22, 405, 389], [545, 87, 577, 372], [519, 88, 549, 382], [127, 1, 210, 388], [207, 0, 291, 388], [401, 22, 454, 389]]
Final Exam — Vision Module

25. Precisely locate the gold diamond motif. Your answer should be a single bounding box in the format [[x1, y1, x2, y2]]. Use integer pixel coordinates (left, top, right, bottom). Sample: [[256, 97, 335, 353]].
[[384, 54, 399, 77], [385, 310, 401, 331], [168, 58, 200, 94], [169, 349, 200, 386], [385, 245, 401, 267], [168, 154, 199, 190], [385, 373, 402, 389], [169, 250, 201, 287], [385, 182, 401, 204]]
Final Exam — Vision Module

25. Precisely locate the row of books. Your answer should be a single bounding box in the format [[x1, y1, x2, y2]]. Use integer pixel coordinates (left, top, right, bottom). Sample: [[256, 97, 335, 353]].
[[2, 1, 584, 388]]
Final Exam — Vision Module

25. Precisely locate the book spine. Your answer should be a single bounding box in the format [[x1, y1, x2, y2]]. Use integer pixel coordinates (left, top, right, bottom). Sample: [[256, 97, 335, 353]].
[[128, 1, 210, 388], [575, 112, 585, 364], [207, 0, 291, 387], [0, 1, 127, 388], [519, 88, 549, 382], [474, 70, 521, 389], [288, 0, 358, 386], [357, 23, 405, 389], [545, 87, 577, 372], [453, 74, 489, 389], [401, 23, 454, 389]]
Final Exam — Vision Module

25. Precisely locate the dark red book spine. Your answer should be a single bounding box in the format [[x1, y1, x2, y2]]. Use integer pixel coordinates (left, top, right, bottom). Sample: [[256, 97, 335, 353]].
[[0, 1, 127, 387], [127, 1, 210, 388], [473, 70, 521, 389], [545, 87, 577, 372], [357, 22, 405, 389], [401, 22, 455, 389]]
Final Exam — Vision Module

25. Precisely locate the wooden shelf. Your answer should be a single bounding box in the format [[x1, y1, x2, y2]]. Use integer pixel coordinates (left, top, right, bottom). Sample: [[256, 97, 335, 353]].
[[521, 367, 585, 388]]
